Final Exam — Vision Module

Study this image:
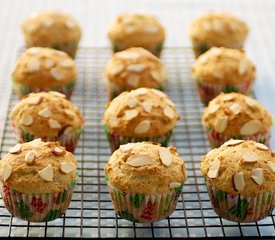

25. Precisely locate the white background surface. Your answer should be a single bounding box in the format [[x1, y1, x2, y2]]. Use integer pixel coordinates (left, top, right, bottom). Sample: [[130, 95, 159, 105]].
[[0, 0, 274, 147]]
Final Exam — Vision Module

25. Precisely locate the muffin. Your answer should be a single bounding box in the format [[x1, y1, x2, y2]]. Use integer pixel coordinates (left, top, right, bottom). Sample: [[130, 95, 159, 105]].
[[21, 10, 82, 58], [10, 91, 84, 153], [105, 47, 166, 100], [105, 142, 186, 222], [108, 13, 165, 57], [202, 93, 272, 148], [0, 139, 77, 222], [189, 11, 249, 58], [201, 140, 275, 222], [192, 47, 256, 105], [12, 47, 77, 99], [103, 88, 180, 152]]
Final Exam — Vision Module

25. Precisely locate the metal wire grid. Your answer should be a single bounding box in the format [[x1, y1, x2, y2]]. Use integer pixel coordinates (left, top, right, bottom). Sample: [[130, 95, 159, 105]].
[[0, 47, 275, 238]]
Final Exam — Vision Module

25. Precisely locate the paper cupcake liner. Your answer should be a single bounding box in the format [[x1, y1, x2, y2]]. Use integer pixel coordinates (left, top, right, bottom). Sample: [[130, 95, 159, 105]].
[[205, 127, 272, 148], [107, 81, 165, 100], [12, 79, 76, 99], [0, 179, 76, 222], [103, 124, 172, 152], [12, 122, 82, 153], [196, 79, 253, 105], [110, 41, 163, 58], [106, 181, 183, 223], [205, 181, 275, 222]]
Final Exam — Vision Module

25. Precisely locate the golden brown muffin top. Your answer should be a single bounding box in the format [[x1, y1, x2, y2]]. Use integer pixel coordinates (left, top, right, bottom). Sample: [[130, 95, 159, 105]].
[[192, 47, 256, 85], [201, 140, 275, 196], [189, 11, 249, 47], [21, 10, 81, 45], [105, 142, 186, 195], [10, 92, 84, 137], [202, 93, 272, 137], [105, 47, 166, 90], [12, 47, 77, 88], [0, 140, 77, 194], [103, 88, 180, 137], [108, 13, 165, 47]]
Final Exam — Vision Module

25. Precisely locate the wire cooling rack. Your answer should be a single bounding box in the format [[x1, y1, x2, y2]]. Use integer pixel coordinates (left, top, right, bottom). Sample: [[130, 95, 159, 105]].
[[0, 47, 275, 238]]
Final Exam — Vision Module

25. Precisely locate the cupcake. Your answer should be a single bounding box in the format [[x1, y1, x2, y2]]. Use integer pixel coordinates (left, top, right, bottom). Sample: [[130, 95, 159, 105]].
[[189, 11, 249, 58], [0, 139, 77, 222], [202, 93, 272, 148], [105, 142, 186, 223], [108, 13, 165, 57], [12, 47, 77, 99], [105, 47, 166, 100], [21, 10, 81, 58], [200, 139, 275, 222], [192, 47, 256, 105], [10, 91, 84, 153], [103, 88, 180, 152]]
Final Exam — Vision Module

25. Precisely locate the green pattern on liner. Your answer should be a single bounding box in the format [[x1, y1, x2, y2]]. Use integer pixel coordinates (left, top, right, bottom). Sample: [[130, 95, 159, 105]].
[[199, 44, 209, 54], [130, 193, 145, 208], [16, 201, 33, 219], [155, 42, 164, 53], [175, 184, 183, 200], [117, 210, 140, 222], [155, 84, 165, 92], [64, 80, 76, 92], [21, 130, 35, 142], [223, 85, 238, 93], [230, 198, 249, 220], [111, 42, 120, 52], [56, 190, 67, 204], [111, 188, 125, 206], [160, 195, 171, 214], [70, 178, 77, 188], [104, 174, 109, 182], [216, 189, 227, 202], [43, 209, 62, 222]]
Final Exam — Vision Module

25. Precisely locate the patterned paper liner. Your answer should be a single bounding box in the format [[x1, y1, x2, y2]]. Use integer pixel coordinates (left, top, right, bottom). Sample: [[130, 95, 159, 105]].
[[205, 181, 275, 222], [12, 79, 76, 99], [196, 79, 253, 105], [205, 127, 272, 148], [103, 124, 172, 152], [106, 180, 183, 223], [190, 39, 244, 58], [107, 81, 164, 100], [12, 122, 82, 153], [0, 179, 76, 222], [110, 41, 164, 58]]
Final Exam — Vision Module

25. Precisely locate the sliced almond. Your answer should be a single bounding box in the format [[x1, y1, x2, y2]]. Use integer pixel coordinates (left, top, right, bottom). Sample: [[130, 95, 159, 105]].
[[245, 98, 258, 108], [63, 126, 74, 135], [242, 152, 258, 163], [229, 103, 242, 115], [126, 155, 153, 167], [223, 139, 245, 147], [27, 96, 43, 105], [142, 102, 152, 113], [109, 115, 118, 127], [214, 116, 228, 133], [126, 75, 140, 87], [169, 182, 181, 189], [127, 64, 146, 73], [125, 109, 138, 120], [65, 20, 75, 29], [159, 147, 173, 166], [48, 119, 61, 129], [134, 88, 148, 95], [233, 172, 245, 191], [38, 164, 54, 182], [50, 68, 64, 81], [2, 165, 12, 182], [64, 109, 75, 117], [207, 159, 220, 178], [49, 91, 66, 98], [20, 113, 33, 126], [134, 120, 151, 134], [163, 106, 174, 119], [267, 161, 275, 173], [151, 89, 166, 98], [52, 146, 66, 156], [255, 142, 269, 151], [251, 168, 264, 185], [38, 107, 51, 118], [126, 96, 137, 108], [240, 120, 263, 135], [26, 58, 40, 73], [116, 51, 140, 60], [109, 63, 124, 76], [202, 21, 211, 31], [239, 58, 247, 75], [222, 95, 234, 101], [165, 98, 175, 107], [60, 162, 76, 174], [212, 69, 223, 79], [42, 18, 54, 28], [209, 47, 222, 56], [30, 138, 43, 147], [9, 143, 21, 154], [27, 48, 40, 55], [120, 143, 135, 152], [59, 59, 74, 68], [125, 26, 136, 33], [144, 24, 159, 33], [45, 59, 55, 69], [25, 150, 38, 165], [213, 20, 224, 32], [198, 55, 208, 64], [150, 70, 162, 83], [208, 103, 220, 114]]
